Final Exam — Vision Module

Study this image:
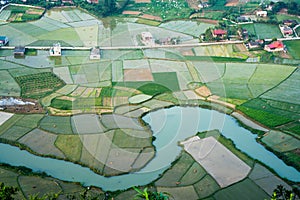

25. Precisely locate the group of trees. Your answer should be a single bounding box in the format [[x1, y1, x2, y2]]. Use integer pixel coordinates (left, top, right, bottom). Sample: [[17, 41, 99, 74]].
[[8, 0, 118, 16], [270, 1, 300, 15]]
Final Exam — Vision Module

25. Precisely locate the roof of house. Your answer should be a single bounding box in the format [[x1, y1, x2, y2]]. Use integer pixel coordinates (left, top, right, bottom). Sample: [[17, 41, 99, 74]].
[[283, 19, 297, 24], [14, 46, 25, 53], [213, 29, 227, 35], [0, 36, 7, 41], [91, 47, 100, 55], [268, 41, 284, 49]]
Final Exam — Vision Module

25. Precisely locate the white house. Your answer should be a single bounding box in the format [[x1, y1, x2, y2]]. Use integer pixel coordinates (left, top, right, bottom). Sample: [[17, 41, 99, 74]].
[[49, 43, 61, 56], [90, 47, 100, 60], [141, 32, 154, 46], [256, 11, 267, 17], [0, 36, 8, 46]]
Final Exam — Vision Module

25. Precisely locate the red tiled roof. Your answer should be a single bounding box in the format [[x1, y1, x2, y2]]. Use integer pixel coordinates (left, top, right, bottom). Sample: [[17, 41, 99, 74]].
[[268, 41, 284, 49], [213, 29, 227, 35]]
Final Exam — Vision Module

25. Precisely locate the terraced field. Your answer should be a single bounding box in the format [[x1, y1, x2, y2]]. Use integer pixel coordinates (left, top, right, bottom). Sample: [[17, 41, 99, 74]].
[[0, 7, 299, 200]]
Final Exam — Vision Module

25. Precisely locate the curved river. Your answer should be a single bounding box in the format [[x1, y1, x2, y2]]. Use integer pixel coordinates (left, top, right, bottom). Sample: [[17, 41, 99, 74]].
[[0, 107, 299, 191]]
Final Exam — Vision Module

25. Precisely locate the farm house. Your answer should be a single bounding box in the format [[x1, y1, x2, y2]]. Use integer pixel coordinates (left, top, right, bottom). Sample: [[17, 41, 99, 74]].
[[90, 47, 100, 60], [0, 36, 8, 46], [264, 41, 284, 52], [212, 29, 227, 38], [256, 11, 267, 17], [141, 32, 155, 46], [49, 43, 61, 56], [13, 46, 25, 57]]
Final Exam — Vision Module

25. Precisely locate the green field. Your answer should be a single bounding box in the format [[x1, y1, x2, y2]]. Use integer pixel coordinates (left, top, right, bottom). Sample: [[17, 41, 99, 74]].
[[159, 20, 214, 37], [40, 116, 73, 134], [238, 98, 298, 128], [262, 68, 300, 105], [284, 40, 300, 59], [15, 72, 65, 98], [242, 23, 282, 39], [214, 179, 269, 200], [0, 70, 21, 96]]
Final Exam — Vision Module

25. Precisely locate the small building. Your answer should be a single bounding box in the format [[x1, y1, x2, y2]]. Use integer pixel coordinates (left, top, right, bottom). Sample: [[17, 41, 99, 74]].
[[141, 32, 154, 46], [256, 11, 267, 17], [0, 0, 8, 5], [282, 26, 293, 36], [236, 16, 249, 23], [49, 43, 61, 56], [264, 41, 284, 52], [212, 29, 227, 38], [247, 40, 264, 49], [282, 19, 298, 27], [90, 47, 100, 60], [87, 0, 98, 3], [14, 46, 26, 57], [0, 36, 8, 46]]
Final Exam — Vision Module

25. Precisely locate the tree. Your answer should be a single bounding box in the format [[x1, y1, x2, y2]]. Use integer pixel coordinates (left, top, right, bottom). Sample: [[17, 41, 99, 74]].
[[133, 187, 170, 200], [0, 182, 18, 200], [269, 185, 300, 200]]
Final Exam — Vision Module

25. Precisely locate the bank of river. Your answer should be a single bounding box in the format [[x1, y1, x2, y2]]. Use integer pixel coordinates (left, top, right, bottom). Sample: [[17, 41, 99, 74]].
[[0, 106, 299, 191]]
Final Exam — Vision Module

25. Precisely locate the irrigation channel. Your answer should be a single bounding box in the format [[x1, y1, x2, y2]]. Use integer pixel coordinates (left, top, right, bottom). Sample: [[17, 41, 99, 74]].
[[0, 106, 299, 191]]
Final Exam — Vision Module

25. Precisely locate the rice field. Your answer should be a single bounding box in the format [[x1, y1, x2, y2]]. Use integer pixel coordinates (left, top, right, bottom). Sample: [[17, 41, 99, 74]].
[[18, 128, 65, 158], [40, 116, 73, 134], [0, 70, 21, 96], [159, 20, 214, 37], [248, 64, 295, 97], [262, 68, 300, 105], [242, 23, 282, 39], [261, 130, 300, 152], [0, 10, 11, 21], [214, 179, 269, 200]]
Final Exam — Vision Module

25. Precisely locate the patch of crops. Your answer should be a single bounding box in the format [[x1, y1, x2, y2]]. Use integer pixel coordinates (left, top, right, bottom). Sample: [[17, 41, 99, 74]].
[[39, 115, 73, 134], [153, 72, 180, 92], [112, 129, 151, 148], [284, 40, 300, 60], [55, 134, 82, 161], [238, 98, 296, 127], [15, 114, 43, 129], [0, 125, 32, 141], [19, 176, 61, 198], [262, 68, 300, 105], [213, 178, 269, 200], [193, 175, 220, 199], [0, 70, 21, 96], [15, 72, 65, 99], [155, 152, 196, 187], [18, 128, 64, 158], [262, 130, 300, 152], [136, 18, 161, 26]]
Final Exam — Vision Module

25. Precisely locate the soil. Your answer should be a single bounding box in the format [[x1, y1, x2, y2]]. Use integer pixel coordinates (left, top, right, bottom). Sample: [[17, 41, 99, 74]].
[[0, 97, 44, 114], [135, 0, 151, 3], [195, 86, 212, 97], [225, 0, 239, 7], [122, 11, 141, 15], [123, 68, 154, 81], [196, 18, 219, 25], [140, 14, 162, 21]]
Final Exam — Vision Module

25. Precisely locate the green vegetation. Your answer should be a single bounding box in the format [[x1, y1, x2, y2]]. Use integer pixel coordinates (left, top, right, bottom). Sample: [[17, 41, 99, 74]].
[[138, 83, 172, 96], [284, 40, 300, 59], [4, 5, 44, 22], [39, 116, 73, 134], [136, 18, 161, 26], [125, 0, 192, 21], [214, 179, 269, 200], [238, 98, 295, 127], [15, 72, 65, 99], [55, 135, 82, 161], [113, 129, 151, 148]]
